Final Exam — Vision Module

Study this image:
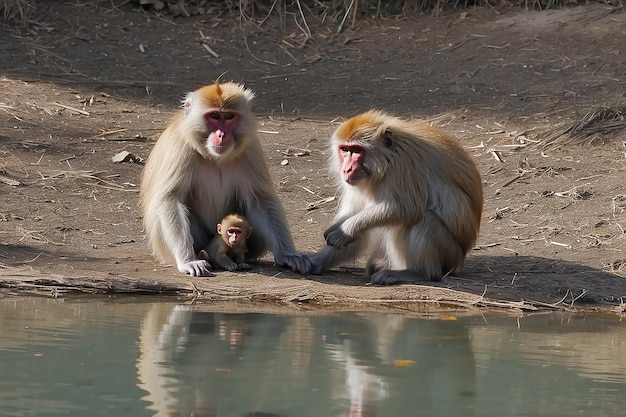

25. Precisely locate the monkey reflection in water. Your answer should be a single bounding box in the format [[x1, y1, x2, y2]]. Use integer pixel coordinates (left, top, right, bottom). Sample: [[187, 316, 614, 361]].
[[138, 304, 290, 417]]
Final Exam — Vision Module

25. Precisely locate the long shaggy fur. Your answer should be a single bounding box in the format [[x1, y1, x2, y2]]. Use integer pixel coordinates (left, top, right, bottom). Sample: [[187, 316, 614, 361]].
[[312, 110, 483, 284], [140, 82, 311, 276]]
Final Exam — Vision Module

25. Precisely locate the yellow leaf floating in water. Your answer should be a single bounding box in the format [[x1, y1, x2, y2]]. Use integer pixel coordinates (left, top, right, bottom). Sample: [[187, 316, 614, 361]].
[[394, 359, 417, 367], [441, 315, 457, 321]]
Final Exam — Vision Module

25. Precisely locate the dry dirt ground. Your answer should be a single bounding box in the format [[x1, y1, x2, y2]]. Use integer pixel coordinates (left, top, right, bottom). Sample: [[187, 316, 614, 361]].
[[1, 2, 625, 312]]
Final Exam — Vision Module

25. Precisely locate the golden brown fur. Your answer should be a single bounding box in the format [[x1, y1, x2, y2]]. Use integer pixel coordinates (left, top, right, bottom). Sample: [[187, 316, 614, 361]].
[[311, 110, 483, 284]]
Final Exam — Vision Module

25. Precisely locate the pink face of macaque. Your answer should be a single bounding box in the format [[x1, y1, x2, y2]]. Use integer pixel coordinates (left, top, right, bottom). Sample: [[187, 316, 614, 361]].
[[338, 144, 368, 183], [217, 224, 249, 248], [205, 110, 239, 154]]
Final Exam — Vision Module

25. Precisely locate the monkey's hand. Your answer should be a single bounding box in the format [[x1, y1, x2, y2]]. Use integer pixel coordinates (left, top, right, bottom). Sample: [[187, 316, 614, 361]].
[[222, 262, 238, 271], [221, 261, 250, 271], [178, 260, 214, 277], [308, 259, 323, 275], [308, 249, 331, 275], [275, 252, 314, 275], [324, 223, 356, 249]]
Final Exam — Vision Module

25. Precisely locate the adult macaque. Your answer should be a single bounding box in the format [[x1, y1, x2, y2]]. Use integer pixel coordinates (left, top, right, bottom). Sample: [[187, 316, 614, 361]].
[[311, 110, 483, 285], [140, 82, 312, 276], [198, 214, 253, 271]]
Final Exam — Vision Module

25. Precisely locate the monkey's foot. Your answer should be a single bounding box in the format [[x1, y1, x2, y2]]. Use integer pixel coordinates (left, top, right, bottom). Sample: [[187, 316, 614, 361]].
[[179, 260, 214, 277], [365, 256, 390, 278], [370, 269, 429, 285]]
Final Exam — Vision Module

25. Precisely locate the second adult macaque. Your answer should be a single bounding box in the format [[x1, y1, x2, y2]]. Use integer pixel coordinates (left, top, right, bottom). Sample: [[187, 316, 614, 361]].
[[199, 214, 253, 271], [311, 110, 483, 285]]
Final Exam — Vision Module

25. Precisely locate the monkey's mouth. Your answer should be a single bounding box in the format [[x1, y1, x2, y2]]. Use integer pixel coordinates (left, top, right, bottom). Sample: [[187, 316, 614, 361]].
[[343, 168, 369, 184], [345, 178, 363, 185], [207, 142, 228, 155]]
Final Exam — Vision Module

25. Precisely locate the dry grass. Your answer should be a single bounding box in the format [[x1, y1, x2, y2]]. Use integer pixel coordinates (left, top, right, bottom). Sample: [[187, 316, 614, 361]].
[[142, 0, 626, 17], [541, 102, 626, 147], [565, 105, 626, 141], [1, 0, 33, 23], [4, 0, 624, 25]]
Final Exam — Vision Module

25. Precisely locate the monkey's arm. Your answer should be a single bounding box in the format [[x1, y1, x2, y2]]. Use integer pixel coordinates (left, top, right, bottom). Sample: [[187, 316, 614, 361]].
[[234, 252, 251, 270], [309, 240, 365, 274], [158, 197, 213, 276], [247, 200, 313, 274], [212, 250, 239, 272], [324, 202, 408, 249], [233, 247, 251, 270]]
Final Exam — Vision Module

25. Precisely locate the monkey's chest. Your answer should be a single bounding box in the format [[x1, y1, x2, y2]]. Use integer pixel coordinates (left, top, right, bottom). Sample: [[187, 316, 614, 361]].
[[191, 164, 255, 217]]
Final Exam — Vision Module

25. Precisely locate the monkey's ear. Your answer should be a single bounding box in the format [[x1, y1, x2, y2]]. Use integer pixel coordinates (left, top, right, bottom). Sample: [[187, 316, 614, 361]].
[[240, 86, 255, 110], [217, 224, 222, 234], [246, 227, 253, 238], [242, 87, 255, 103], [182, 92, 194, 116], [382, 130, 393, 148]]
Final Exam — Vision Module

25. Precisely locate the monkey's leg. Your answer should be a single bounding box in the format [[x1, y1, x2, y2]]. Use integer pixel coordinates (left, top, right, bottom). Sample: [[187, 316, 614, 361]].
[[365, 254, 389, 278], [365, 228, 396, 277], [370, 212, 463, 285], [197, 250, 215, 270]]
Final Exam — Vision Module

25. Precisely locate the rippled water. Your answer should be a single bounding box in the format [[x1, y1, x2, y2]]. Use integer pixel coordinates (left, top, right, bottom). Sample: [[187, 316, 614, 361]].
[[0, 296, 624, 417]]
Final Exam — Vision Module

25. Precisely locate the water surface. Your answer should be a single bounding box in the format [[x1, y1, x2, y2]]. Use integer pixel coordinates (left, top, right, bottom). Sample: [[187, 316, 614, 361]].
[[0, 296, 624, 417]]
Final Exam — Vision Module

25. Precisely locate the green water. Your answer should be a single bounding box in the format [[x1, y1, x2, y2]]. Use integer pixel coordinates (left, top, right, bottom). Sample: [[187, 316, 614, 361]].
[[0, 296, 624, 417]]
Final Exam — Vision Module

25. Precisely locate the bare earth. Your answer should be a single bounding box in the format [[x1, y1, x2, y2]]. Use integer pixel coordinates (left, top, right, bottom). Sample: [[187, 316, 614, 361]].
[[1, 2, 625, 312]]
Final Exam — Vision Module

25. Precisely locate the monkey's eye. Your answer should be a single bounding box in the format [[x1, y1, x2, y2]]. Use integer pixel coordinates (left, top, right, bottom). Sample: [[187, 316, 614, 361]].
[[340, 146, 361, 154], [208, 112, 220, 120], [382, 130, 393, 148], [224, 113, 235, 120]]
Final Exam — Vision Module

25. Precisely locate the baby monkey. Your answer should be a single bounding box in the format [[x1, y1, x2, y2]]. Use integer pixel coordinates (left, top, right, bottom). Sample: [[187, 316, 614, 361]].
[[199, 214, 253, 271]]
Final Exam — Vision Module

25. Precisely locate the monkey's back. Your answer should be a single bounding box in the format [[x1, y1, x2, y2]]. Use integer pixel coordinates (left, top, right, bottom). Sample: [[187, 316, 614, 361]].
[[400, 122, 483, 252]]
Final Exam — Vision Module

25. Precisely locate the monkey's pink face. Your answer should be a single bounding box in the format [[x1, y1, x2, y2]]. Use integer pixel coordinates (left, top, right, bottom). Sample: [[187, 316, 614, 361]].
[[205, 110, 239, 155], [217, 224, 248, 247], [338, 144, 369, 183], [225, 226, 244, 246]]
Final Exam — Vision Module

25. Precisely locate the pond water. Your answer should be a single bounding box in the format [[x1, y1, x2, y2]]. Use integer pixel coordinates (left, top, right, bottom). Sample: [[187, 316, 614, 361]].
[[0, 296, 625, 417]]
